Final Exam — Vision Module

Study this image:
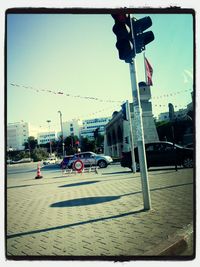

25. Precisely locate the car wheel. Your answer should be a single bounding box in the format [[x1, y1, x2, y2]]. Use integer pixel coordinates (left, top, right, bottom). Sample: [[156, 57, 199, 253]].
[[183, 157, 193, 168], [98, 160, 107, 168]]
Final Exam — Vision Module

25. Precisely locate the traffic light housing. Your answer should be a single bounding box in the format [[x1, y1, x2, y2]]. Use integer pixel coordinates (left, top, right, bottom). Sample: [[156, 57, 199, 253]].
[[94, 128, 99, 139], [121, 102, 128, 120], [124, 136, 129, 144], [131, 16, 155, 54], [112, 14, 135, 63]]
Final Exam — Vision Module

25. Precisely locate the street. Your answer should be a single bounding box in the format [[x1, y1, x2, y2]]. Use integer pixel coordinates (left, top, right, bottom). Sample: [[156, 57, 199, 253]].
[[6, 163, 194, 258]]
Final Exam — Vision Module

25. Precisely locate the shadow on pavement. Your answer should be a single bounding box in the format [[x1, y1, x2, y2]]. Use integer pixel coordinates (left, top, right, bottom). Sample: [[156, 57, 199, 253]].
[[51, 182, 193, 208], [59, 181, 100, 188], [51, 196, 120, 207], [148, 167, 183, 172], [50, 183, 193, 208], [7, 180, 67, 189], [7, 209, 145, 239], [102, 170, 132, 175], [7, 181, 193, 240], [149, 170, 178, 176]]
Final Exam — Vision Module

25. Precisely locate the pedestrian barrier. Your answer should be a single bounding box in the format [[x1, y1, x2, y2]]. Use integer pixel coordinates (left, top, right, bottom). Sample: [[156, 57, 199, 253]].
[[62, 158, 98, 176]]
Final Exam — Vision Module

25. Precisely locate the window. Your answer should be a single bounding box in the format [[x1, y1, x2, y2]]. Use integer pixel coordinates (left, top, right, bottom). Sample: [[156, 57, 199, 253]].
[[85, 153, 93, 158], [146, 145, 154, 151], [164, 144, 174, 151]]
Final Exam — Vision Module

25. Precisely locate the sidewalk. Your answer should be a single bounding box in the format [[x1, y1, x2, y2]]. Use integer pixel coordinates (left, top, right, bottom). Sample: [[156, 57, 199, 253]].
[[6, 166, 194, 259]]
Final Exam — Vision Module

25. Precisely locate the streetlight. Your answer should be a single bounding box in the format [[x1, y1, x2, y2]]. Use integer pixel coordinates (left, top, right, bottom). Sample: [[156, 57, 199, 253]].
[[58, 111, 65, 158], [46, 120, 52, 155]]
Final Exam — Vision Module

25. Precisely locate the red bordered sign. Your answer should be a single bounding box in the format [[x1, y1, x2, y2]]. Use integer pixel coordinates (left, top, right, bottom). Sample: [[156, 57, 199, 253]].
[[73, 159, 84, 172]]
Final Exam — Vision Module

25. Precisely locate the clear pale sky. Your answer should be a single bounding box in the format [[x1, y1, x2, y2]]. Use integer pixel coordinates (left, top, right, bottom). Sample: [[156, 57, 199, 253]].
[[7, 11, 193, 130]]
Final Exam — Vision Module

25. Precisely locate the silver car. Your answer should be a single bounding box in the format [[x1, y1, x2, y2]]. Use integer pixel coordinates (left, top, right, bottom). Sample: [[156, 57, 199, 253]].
[[67, 152, 113, 168]]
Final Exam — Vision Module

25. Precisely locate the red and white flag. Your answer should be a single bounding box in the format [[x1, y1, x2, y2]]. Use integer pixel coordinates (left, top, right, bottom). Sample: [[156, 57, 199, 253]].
[[144, 57, 153, 86]]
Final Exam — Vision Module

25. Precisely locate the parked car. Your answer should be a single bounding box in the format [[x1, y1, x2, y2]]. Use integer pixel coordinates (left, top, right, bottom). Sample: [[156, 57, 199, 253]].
[[7, 159, 13, 164], [43, 157, 57, 165], [10, 158, 33, 164], [60, 155, 74, 169], [121, 141, 194, 171], [67, 152, 113, 169]]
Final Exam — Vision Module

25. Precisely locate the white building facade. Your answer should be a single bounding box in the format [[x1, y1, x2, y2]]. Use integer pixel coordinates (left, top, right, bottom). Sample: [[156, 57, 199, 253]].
[[81, 117, 111, 140], [7, 122, 30, 151], [62, 119, 83, 138], [37, 131, 58, 145]]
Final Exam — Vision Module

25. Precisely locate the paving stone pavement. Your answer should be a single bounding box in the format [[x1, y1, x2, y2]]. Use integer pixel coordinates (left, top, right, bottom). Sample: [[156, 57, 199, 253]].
[[6, 165, 194, 259]]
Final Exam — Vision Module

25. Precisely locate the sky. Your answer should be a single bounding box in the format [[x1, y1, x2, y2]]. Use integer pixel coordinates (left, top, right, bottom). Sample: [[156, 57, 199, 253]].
[[7, 11, 194, 131]]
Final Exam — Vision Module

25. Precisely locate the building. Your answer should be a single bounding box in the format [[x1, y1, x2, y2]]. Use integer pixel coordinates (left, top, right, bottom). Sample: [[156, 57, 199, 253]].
[[104, 82, 159, 158], [157, 96, 193, 122], [157, 112, 170, 122], [81, 117, 111, 140], [37, 131, 58, 145], [62, 119, 83, 138], [7, 122, 30, 151]]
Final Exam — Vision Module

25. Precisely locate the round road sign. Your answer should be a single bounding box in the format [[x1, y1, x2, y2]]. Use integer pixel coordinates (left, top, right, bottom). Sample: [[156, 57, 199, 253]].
[[73, 159, 84, 172]]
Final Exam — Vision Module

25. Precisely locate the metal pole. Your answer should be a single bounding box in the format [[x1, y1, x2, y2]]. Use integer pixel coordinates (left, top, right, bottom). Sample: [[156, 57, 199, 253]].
[[126, 100, 136, 173], [58, 111, 65, 158], [47, 120, 52, 156], [129, 60, 151, 210]]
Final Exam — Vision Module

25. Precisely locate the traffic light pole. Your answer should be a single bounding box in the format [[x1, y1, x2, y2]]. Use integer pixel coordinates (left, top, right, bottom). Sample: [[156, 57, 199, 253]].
[[126, 100, 136, 173], [129, 59, 151, 210]]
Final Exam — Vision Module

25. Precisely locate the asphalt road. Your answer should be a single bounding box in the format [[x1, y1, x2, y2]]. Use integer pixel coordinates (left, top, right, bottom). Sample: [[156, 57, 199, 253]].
[[7, 162, 61, 178], [7, 161, 186, 180]]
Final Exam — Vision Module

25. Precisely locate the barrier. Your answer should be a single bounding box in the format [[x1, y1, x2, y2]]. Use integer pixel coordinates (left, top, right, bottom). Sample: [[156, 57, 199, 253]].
[[62, 158, 98, 176]]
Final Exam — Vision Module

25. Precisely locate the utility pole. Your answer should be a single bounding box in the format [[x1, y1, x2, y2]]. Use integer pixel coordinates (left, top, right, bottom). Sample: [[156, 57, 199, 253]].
[[46, 120, 52, 156], [58, 111, 65, 158]]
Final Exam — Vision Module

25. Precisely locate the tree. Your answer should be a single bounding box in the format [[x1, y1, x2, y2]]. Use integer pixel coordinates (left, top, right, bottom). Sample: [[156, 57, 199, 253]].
[[24, 136, 38, 150], [31, 147, 49, 162], [64, 135, 79, 155], [80, 137, 95, 152]]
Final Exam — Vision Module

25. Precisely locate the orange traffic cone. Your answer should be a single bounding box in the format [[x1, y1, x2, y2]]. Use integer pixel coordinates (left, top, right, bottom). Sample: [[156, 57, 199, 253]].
[[35, 162, 43, 179]]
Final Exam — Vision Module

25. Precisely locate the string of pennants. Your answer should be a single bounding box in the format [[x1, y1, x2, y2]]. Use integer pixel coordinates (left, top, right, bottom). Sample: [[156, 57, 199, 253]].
[[10, 82, 192, 103], [153, 103, 187, 109], [10, 83, 122, 104], [151, 88, 192, 100]]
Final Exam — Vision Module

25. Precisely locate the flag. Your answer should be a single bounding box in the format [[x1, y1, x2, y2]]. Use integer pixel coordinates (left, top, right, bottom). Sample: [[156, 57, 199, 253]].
[[144, 57, 153, 86]]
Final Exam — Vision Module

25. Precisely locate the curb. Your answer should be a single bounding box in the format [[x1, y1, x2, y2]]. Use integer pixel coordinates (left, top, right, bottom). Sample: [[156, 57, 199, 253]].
[[145, 223, 194, 256]]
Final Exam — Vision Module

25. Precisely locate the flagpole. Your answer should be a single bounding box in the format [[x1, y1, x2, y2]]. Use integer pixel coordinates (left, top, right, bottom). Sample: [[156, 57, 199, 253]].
[[143, 52, 148, 84]]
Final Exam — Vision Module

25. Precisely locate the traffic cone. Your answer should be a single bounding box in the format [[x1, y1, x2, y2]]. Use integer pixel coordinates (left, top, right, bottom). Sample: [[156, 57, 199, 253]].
[[35, 162, 43, 179]]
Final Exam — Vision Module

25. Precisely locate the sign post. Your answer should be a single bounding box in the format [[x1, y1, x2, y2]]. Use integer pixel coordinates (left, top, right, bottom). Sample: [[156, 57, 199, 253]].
[[129, 60, 151, 210], [126, 100, 136, 173]]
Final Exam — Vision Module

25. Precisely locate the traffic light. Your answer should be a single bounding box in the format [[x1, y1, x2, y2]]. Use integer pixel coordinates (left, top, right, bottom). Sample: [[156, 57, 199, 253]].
[[94, 128, 99, 139], [111, 14, 135, 63], [131, 16, 155, 54], [121, 102, 128, 120], [124, 136, 129, 144]]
